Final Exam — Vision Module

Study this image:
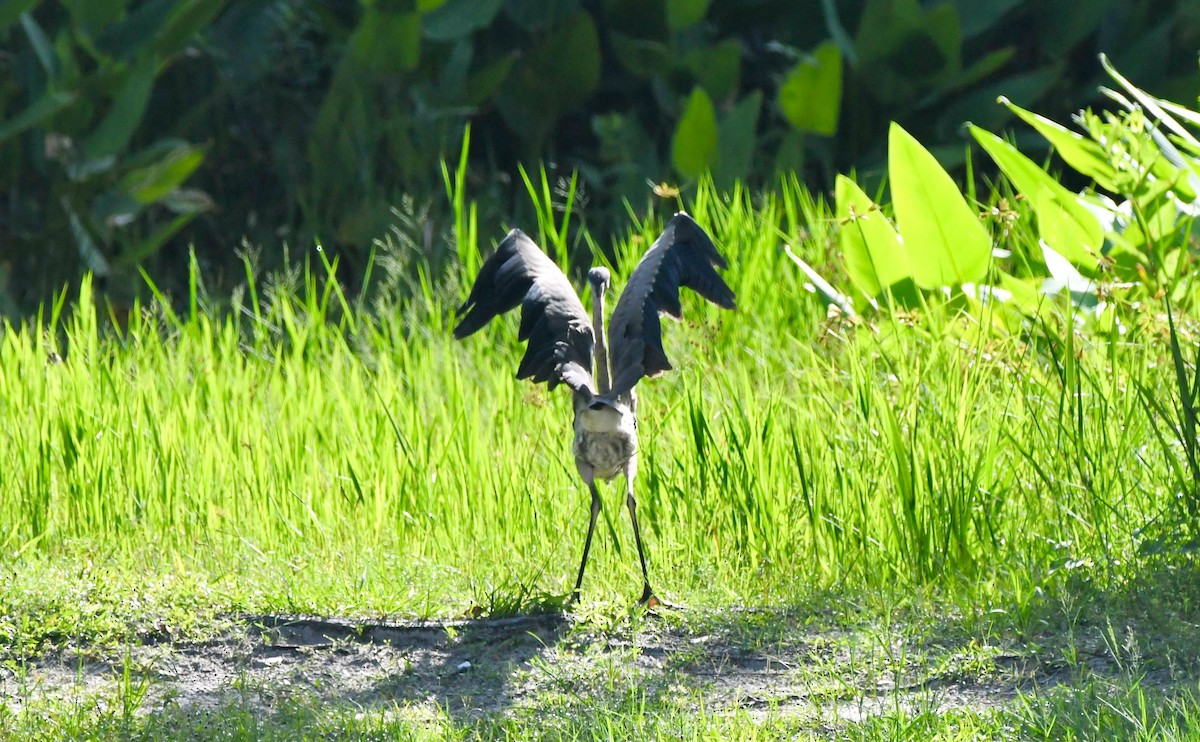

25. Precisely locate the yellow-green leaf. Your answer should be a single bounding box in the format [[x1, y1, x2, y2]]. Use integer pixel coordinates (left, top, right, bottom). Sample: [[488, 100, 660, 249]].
[[667, 0, 709, 28], [970, 125, 1103, 268], [835, 174, 910, 298], [998, 96, 1118, 191], [889, 123, 991, 287], [121, 144, 204, 205], [672, 87, 718, 179], [777, 41, 842, 136]]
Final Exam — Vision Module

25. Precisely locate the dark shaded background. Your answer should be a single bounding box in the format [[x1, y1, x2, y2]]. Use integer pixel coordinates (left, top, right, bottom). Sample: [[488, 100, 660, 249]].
[[1, 0, 1198, 316]]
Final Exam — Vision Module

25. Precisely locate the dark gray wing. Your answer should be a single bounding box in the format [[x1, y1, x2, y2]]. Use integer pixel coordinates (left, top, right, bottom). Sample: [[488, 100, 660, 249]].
[[455, 229, 596, 395], [607, 212, 736, 397]]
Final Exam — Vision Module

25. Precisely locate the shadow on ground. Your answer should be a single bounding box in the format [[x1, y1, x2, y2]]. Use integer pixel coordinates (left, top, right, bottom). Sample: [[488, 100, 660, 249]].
[[8, 568, 1200, 738]]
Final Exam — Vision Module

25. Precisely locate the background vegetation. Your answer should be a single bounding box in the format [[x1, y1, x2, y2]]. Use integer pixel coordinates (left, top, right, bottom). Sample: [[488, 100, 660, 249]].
[[4, 0, 1200, 316]]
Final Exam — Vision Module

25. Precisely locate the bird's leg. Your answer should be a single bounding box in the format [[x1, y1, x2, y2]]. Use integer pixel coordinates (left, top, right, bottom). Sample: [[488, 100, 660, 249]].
[[625, 480, 657, 606], [571, 481, 602, 603]]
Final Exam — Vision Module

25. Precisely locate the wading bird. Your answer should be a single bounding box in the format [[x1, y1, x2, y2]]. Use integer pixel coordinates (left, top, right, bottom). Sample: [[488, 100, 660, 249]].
[[454, 212, 735, 605]]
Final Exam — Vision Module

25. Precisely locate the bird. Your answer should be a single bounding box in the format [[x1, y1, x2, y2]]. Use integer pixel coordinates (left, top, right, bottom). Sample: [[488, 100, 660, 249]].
[[453, 212, 735, 606]]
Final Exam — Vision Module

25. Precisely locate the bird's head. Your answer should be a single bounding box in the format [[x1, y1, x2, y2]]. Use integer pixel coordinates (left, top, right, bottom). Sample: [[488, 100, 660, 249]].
[[587, 267, 611, 295]]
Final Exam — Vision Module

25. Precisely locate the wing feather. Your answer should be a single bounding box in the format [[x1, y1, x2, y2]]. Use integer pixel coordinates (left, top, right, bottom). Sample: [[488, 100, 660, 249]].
[[607, 213, 735, 396], [454, 229, 596, 395]]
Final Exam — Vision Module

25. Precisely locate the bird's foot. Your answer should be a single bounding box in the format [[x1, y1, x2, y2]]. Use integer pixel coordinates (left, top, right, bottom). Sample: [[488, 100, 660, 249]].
[[638, 585, 679, 611], [639, 585, 657, 607], [564, 589, 581, 612]]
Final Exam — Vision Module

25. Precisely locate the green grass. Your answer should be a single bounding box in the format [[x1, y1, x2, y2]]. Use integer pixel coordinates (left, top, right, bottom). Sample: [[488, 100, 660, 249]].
[[3, 177, 1200, 737]]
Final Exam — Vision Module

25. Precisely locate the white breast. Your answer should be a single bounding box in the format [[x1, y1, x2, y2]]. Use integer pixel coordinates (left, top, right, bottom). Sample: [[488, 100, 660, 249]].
[[579, 405, 624, 433], [573, 405, 638, 481]]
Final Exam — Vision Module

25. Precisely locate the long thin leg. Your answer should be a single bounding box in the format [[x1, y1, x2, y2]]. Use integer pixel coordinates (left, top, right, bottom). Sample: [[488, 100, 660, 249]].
[[572, 481, 602, 601], [625, 482, 656, 605]]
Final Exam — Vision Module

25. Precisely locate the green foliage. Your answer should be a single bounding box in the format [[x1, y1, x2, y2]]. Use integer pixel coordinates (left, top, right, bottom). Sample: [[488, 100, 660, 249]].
[[887, 122, 991, 289], [969, 125, 1104, 267], [671, 86, 718, 179], [835, 174, 906, 299], [0, 1, 217, 309], [777, 40, 842, 137], [820, 55, 1200, 344], [4, 0, 1200, 316]]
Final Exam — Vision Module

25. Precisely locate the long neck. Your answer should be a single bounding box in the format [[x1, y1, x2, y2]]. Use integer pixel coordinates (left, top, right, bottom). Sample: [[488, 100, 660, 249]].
[[590, 284, 611, 394]]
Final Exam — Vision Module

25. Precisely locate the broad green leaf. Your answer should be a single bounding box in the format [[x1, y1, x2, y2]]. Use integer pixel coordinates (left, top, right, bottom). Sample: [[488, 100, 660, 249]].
[[835, 174, 909, 298], [87, 0, 224, 61], [418, 0, 447, 10], [855, 0, 921, 63], [465, 53, 516, 106], [526, 11, 600, 112], [1031, 191, 1103, 268], [667, 0, 708, 28], [85, 55, 158, 160], [714, 91, 760, 188], [609, 33, 673, 78], [349, 10, 421, 72], [120, 144, 204, 204], [774, 128, 805, 174], [999, 96, 1118, 191], [672, 87, 718, 179], [777, 41, 842, 136], [422, 0, 503, 40], [683, 40, 741, 101], [889, 122, 991, 288], [0, 91, 76, 145], [438, 38, 473, 93], [970, 126, 1103, 268]]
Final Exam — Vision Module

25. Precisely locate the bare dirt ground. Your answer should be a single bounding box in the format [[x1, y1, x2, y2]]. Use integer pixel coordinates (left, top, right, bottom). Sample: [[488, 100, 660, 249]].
[[0, 610, 1145, 729]]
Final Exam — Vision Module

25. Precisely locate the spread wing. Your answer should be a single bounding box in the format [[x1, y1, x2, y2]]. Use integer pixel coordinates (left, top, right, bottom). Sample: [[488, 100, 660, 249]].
[[607, 212, 736, 397], [454, 229, 597, 395]]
